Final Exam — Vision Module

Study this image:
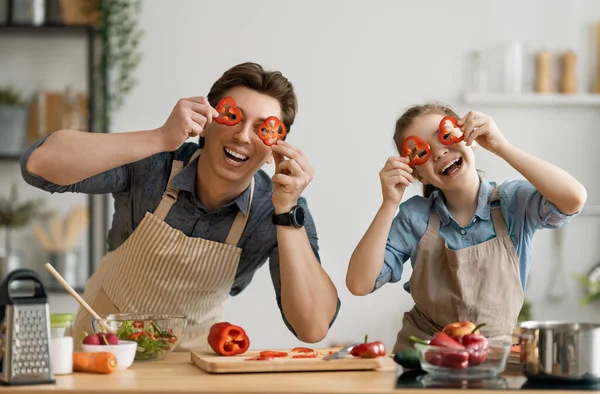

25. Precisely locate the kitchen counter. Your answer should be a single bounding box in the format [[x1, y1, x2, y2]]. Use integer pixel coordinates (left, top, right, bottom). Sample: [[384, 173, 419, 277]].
[[1, 353, 595, 393]]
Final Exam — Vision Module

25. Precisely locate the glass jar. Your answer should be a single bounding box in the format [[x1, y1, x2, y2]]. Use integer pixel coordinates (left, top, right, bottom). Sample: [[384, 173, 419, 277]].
[[50, 313, 75, 339]]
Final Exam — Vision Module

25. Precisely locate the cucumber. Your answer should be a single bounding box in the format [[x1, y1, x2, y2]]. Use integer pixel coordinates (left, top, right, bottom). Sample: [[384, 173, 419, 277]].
[[392, 348, 422, 370]]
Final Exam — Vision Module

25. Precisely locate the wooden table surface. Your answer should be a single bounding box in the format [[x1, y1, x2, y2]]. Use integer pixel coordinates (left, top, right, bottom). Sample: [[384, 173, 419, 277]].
[[1, 353, 594, 393]]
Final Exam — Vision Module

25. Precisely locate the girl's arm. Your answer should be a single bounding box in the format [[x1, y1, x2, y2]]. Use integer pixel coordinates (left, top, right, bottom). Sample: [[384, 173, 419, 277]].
[[346, 156, 414, 296], [346, 201, 399, 296], [496, 144, 586, 215], [459, 111, 587, 215]]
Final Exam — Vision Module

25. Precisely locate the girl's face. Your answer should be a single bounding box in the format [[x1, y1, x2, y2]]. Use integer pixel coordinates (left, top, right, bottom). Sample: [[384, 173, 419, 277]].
[[401, 113, 476, 191]]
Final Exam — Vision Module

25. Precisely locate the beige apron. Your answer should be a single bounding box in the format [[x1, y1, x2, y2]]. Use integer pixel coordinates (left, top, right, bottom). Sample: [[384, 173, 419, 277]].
[[69, 149, 254, 352], [393, 186, 524, 353]]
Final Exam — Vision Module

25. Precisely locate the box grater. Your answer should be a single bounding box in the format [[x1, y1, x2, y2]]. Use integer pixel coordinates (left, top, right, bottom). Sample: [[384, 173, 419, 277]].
[[0, 269, 55, 385]]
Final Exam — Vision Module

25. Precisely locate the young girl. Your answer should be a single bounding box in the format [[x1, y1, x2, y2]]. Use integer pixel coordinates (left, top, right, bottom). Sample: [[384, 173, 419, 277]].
[[346, 102, 587, 352]]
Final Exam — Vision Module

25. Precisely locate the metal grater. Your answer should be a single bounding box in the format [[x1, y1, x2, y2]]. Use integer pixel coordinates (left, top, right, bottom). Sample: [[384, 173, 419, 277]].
[[0, 269, 55, 385]]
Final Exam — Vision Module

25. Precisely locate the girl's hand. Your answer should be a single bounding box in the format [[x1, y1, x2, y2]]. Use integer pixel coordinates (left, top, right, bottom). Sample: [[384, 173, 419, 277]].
[[457, 110, 509, 155], [379, 157, 414, 206]]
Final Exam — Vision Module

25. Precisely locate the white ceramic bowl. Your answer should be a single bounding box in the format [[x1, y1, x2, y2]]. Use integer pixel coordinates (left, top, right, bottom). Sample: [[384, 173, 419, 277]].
[[81, 340, 138, 370]]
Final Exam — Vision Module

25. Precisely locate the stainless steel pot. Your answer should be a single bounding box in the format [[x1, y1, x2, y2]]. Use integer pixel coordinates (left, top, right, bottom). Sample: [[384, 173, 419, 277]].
[[519, 321, 600, 382]]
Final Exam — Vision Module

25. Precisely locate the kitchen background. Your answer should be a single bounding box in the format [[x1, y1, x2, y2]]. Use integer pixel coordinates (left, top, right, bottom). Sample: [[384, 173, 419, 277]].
[[1, 0, 600, 351]]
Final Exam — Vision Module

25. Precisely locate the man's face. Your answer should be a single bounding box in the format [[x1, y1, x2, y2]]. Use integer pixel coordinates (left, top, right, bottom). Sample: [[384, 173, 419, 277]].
[[201, 86, 282, 183]]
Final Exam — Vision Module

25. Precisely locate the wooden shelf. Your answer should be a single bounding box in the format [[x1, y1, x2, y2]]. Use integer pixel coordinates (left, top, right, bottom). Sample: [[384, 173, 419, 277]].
[[463, 92, 600, 106]]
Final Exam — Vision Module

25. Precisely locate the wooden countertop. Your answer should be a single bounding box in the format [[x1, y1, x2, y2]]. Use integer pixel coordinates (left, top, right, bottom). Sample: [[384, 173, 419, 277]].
[[1, 353, 593, 393]]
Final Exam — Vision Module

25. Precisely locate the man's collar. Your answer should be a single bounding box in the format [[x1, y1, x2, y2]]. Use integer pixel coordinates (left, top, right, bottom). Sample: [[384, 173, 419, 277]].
[[171, 153, 252, 215], [433, 177, 492, 226]]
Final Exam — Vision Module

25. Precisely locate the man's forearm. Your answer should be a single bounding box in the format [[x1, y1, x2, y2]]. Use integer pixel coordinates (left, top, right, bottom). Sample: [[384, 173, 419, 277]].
[[496, 142, 587, 215], [26, 129, 165, 185], [277, 227, 338, 343]]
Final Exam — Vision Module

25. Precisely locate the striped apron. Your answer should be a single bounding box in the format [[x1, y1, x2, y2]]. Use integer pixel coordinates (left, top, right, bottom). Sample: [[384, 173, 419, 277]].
[[69, 149, 254, 352]]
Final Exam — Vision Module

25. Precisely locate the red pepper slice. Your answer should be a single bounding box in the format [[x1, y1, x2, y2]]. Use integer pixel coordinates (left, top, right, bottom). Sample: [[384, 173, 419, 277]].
[[438, 116, 464, 145], [132, 320, 144, 329], [291, 347, 314, 353], [245, 356, 275, 361], [214, 96, 242, 126], [350, 334, 387, 358], [257, 116, 287, 146], [259, 350, 288, 358], [401, 136, 431, 167], [292, 354, 317, 358], [207, 322, 250, 356]]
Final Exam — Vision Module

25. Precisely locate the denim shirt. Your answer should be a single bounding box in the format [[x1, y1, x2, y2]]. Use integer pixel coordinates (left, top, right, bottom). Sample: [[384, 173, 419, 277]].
[[376, 178, 577, 293], [20, 136, 341, 337]]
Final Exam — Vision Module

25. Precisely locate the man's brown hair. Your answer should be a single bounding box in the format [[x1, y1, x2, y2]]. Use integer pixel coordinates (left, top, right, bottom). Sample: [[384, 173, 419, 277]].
[[201, 62, 298, 146]]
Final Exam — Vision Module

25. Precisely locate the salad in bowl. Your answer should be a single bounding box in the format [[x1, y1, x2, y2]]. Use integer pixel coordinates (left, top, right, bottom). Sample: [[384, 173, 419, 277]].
[[92, 313, 187, 361]]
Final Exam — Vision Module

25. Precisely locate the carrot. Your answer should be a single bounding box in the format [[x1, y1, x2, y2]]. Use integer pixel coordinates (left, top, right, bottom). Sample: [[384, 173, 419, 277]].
[[73, 352, 118, 374]]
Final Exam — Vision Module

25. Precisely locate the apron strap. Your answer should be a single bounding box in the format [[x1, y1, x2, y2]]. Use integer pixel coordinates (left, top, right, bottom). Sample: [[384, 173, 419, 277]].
[[154, 149, 201, 220], [224, 177, 255, 246], [426, 206, 441, 233], [489, 186, 509, 236]]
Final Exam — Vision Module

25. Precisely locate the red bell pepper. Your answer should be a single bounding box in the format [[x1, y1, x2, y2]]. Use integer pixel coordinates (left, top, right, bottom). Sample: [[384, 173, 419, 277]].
[[401, 136, 431, 167], [459, 323, 489, 366], [214, 96, 242, 126], [438, 116, 464, 145], [350, 335, 387, 358], [207, 322, 250, 356], [258, 116, 287, 146], [410, 333, 469, 369]]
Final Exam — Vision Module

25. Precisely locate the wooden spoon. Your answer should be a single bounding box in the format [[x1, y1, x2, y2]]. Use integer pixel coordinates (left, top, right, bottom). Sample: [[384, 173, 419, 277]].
[[44, 263, 116, 334]]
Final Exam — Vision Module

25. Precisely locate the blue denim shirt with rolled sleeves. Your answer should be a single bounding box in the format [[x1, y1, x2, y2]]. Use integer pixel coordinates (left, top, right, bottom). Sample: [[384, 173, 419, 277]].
[[20, 136, 341, 337], [376, 178, 577, 293]]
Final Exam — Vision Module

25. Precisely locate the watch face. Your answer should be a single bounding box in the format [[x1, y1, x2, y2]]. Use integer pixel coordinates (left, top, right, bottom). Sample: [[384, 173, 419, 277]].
[[293, 206, 305, 226]]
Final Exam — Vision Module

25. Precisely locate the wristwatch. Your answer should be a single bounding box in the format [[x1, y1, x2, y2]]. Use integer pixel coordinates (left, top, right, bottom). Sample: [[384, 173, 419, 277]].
[[272, 205, 305, 228]]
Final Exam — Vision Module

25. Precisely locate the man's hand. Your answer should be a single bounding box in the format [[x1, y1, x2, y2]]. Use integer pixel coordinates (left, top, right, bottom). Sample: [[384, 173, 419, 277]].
[[157, 97, 219, 152], [270, 140, 314, 214]]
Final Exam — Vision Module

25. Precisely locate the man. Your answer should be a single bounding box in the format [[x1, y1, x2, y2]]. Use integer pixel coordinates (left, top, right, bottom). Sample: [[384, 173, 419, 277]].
[[21, 62, 340, 351]]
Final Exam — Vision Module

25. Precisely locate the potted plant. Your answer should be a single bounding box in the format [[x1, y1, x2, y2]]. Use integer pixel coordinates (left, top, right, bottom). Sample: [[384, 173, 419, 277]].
[[573, 266, 600, 306], [0, 85, 29, 155], [0, 184, 43, 278]]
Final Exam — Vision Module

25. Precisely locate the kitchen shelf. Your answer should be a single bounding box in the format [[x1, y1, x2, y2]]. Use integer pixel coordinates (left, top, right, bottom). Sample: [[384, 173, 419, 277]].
[[0, 153, 22, 161], [463, 92, 600, 107], [0, 23, 96, 35]]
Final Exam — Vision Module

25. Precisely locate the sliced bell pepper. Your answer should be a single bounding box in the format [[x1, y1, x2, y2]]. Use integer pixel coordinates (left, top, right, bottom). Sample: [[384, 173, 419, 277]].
[[401, 136, 431, 167], [258, 116, 287, 146], [292, 354, 317, 358], [207, 322, 250, 356], [259, 350, 288, 358], [350, 334, 387, 358], [291, 347, 314, 353], [214, 96, 242, 126], [438, 116, 464, 145]]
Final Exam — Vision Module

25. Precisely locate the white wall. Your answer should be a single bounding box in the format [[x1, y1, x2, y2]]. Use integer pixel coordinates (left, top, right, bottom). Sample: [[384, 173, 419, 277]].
[[5, 0, 600, 351]]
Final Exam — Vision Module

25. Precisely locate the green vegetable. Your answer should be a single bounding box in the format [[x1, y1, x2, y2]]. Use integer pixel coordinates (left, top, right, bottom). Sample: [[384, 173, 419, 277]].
[[392, 349, 422, 370], [116, 320, 178, 360]]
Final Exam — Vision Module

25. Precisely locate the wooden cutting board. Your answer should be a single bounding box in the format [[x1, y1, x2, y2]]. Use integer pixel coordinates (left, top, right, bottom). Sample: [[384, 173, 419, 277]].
[[190, 348, 385, 374]]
